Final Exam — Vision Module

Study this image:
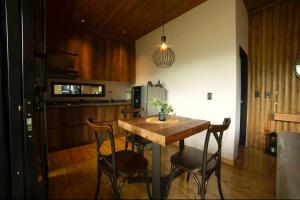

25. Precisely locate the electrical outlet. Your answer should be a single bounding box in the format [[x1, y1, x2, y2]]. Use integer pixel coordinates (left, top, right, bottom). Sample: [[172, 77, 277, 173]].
[[207, 92, 212, 100], [265, 91, 271, 98]]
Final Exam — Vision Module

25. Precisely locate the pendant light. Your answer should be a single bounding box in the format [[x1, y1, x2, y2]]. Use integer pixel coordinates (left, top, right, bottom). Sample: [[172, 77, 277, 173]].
[[153, 0, 175, 68]]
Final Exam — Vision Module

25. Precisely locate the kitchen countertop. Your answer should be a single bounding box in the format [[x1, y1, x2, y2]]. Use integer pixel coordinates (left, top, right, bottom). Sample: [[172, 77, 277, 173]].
[[46, 100, 131, 108]]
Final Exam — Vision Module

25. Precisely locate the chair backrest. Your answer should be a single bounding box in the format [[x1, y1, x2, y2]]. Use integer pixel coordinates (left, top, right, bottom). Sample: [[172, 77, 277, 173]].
[[121, 108, 143, 119], [202, 118, 231, 174], [86, 118, 117, 178]]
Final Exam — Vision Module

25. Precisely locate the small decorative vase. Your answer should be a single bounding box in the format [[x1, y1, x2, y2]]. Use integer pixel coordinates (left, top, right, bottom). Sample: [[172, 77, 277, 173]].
[[159, 109, 167, 121]]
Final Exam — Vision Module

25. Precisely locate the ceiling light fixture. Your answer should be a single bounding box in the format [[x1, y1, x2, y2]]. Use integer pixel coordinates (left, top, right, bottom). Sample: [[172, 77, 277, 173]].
[[152, 0, 175, 68], [80, 19, 86, 23]]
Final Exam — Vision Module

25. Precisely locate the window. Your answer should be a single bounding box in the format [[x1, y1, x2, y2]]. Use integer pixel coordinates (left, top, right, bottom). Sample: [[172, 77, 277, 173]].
[[52, 82, 105, 97]]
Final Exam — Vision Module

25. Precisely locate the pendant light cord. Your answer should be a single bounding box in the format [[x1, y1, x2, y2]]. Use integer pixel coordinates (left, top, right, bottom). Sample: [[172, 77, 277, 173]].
[[163, 0, 165, 35]]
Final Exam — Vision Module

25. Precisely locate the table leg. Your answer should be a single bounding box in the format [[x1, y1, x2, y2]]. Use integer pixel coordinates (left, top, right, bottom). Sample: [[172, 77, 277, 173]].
[[179, 139, 184, 150], [152, 143, 161, 199]]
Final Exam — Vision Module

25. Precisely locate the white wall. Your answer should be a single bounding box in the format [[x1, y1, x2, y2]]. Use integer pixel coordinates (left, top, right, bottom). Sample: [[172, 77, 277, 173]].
[[135, 0, 248, 161]]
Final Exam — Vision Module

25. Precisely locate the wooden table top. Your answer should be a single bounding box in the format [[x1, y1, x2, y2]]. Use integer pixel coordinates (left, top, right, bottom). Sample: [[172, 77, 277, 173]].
[[118, 116, 210, 146]]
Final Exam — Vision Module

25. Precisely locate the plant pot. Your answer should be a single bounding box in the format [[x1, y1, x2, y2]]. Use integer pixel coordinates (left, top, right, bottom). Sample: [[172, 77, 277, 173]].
[[159, 111, 167, 121]]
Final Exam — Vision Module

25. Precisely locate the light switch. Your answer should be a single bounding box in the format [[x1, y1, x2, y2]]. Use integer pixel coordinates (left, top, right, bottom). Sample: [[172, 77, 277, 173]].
[[207, 92, 212, 100]]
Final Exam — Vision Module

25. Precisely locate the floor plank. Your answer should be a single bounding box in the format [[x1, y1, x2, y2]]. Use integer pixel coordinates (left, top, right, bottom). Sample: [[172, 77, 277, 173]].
[[48, 137, 276, 199]]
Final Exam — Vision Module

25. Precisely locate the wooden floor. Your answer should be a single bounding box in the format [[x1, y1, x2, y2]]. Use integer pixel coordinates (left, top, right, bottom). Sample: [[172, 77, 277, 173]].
[[48, 137, 276, 199]]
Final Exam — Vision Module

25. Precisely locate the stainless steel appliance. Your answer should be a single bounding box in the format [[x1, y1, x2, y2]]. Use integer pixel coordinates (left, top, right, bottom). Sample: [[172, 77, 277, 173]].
[[132, 86, 167, 116]]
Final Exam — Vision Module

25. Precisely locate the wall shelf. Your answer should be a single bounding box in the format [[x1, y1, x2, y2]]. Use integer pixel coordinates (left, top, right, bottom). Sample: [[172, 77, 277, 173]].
[[272, 113, 300, 123]]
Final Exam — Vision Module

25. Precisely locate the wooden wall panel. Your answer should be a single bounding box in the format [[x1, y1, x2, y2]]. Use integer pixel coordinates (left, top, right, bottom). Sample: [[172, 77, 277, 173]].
[[46, 22, 136, 83], [247, 0, 300, 148]]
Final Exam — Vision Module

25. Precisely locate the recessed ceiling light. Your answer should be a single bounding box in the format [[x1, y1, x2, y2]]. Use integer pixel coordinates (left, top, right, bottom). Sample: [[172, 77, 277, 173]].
[[122, 30, 127, 34], [80, 19, 86, 23]]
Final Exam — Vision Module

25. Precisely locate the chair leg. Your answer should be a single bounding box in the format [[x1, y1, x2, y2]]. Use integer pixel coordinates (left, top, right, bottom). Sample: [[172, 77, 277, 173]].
[[186, 172, 190, 182], [204, 180, 208, 195], [141, 146, 145, 155], [118, 177, 128, 198], [111, 177, 119, 200], [94, 161, 102, 200], [115, 185, 120, 199], [125, 132, 129, 150], [216, 169, 224, 200], [164, 165, 176, 199], [143, 169, 152, 200], [131, 141, 135, 151], [136, 144, 145, 155], [190, 173, 201, 196], [107, 177, 116, 200]]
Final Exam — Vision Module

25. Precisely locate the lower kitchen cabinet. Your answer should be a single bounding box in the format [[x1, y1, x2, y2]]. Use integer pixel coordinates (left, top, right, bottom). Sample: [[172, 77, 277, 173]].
[[46, 105, 131, 152]]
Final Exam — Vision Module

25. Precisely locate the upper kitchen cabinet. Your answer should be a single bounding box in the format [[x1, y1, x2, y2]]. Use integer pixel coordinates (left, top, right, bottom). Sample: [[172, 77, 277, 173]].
[[105, 39, 135, 82], [46, 22, 135, 83]]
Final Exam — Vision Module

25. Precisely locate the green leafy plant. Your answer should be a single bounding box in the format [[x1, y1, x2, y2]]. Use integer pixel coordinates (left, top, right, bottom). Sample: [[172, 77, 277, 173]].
[[151, 98, 174, 115]]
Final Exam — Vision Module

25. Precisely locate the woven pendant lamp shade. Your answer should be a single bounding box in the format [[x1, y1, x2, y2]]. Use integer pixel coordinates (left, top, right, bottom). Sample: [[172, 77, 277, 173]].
[[153, 43, 175, 68], [153, 0, 175, 68]]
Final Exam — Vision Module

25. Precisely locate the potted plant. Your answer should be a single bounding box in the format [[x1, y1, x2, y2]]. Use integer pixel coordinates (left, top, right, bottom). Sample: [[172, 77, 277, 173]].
[[151, 98, 174, 121]]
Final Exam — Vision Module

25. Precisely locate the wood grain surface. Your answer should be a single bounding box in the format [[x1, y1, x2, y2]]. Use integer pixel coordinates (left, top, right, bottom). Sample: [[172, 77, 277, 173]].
[[46, 0, 207, 41], [272, 113, 300, 123], [118, 116, 209, 146], [46, 105, 131, 152], [145, 116, 180, 124], [48, 137, 276, 199], [47, 22, 136, 83], [244, 0, 286, 13], [247, 0, 300, 148]]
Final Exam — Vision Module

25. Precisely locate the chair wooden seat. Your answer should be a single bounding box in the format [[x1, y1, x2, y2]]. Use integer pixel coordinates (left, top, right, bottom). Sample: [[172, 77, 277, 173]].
[[170, 148, 217, 174], [100, 150, 148, 177]]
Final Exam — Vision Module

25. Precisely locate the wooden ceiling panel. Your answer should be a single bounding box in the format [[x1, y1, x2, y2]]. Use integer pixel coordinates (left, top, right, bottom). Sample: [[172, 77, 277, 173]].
[[46, 0, 207, 42], [244, 0, 286, 13]]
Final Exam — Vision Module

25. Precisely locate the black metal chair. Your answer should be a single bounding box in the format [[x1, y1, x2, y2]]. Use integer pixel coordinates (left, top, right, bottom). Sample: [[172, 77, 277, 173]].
[[87, 119, 152, 200], [164, 118, 231, 199], [122, 108, 152, 154]]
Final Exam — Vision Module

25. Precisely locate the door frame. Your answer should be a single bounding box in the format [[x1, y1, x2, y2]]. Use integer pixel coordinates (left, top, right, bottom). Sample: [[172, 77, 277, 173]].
[[1, 0, 47, 198], [0, 1, 10, 196], [239, 47, 248, 146], [1, 0, 26, 198]]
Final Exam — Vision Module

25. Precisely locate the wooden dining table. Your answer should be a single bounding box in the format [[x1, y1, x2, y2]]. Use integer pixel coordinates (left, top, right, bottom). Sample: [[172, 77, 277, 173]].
[[118, 115, 210, 199]]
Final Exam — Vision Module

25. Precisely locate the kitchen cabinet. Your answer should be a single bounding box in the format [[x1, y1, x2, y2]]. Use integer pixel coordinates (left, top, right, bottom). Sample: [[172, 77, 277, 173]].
[[104, 39, 135, 82], [46, 22, 135, 83], [46, 104, 131, 152]]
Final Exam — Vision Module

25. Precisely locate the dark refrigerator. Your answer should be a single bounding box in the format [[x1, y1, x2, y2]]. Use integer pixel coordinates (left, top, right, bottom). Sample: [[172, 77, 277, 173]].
[[0, 0, 48, 198]]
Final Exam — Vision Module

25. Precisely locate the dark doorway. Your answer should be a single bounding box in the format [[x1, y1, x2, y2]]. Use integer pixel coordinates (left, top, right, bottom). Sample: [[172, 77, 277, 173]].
[[239, 47, 248, 146]]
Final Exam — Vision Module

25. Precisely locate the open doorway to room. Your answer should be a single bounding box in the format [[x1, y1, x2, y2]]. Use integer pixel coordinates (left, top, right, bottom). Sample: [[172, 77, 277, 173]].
[[239, 47, 248, 146]]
